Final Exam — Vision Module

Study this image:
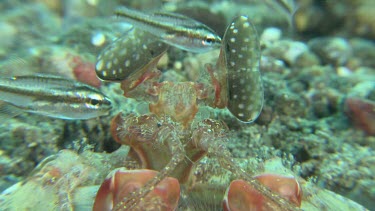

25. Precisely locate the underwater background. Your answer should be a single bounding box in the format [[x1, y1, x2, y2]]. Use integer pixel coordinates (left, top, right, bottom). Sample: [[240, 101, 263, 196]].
[[0, 0, 374, 210]]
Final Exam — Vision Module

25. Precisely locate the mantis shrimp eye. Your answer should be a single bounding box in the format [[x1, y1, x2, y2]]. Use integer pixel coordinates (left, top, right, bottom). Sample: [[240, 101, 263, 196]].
[[95, 29, 168, 82], [223, 15, 264, 123]]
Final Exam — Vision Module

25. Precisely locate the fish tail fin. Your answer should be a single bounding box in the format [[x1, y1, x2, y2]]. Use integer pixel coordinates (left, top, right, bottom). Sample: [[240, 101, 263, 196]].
[[0, 101, 25, 119]]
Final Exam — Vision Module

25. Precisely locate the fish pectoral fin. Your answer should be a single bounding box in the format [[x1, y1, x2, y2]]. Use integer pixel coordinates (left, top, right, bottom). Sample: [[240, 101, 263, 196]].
[[0, 101, 25, 119]]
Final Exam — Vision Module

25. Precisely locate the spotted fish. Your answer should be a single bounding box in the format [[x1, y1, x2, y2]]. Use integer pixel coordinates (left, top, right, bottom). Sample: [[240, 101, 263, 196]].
[[223, 16, 264, 122], [115, 6, 222, 53], [95, 29, 168, 82]]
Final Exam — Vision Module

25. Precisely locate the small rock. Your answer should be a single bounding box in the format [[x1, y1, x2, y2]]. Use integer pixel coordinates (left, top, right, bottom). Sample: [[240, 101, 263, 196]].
[[260, 27, 282, 47], [349, 38, 375, 68], [348, 81, 375, 99], [173, 61, 182, 71], [344, 97, 375, 136], [260, 56, 286, 73], [294, 51, 321, 68], [274, 92, 307, 117], [263, 40, 309, 66], [311, 89, 342, 118], [91, 32, 106, 47], [0, 21, 17, 53], [308, 37, 352, 66], [354, 3, 375, 38], [336, 66, 353, 77]]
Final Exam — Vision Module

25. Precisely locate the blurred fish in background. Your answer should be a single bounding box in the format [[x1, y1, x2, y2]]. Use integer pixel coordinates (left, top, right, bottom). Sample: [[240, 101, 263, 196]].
[[263, 0, 299, 28]]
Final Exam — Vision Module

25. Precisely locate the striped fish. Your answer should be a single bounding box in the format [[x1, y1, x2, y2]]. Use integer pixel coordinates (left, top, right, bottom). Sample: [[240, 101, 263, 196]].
[[115, 6, 221, 53], [264, 0, 299, 28], [0, 75, 112, 119]]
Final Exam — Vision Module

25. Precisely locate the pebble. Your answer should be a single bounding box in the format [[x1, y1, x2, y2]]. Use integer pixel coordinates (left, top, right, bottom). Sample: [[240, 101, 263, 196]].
[[348, 81, 375, 99], [91, 32, 106, 47], [349, 38, 375, 68], [308, 37, 352, 66], [173, 61, 182, 71], [0, 21, 17, 55], [263, 40, 309, 66], [260, 27, 282, 46], [336, 66, 353, 77], [344, 97, 375, 136]]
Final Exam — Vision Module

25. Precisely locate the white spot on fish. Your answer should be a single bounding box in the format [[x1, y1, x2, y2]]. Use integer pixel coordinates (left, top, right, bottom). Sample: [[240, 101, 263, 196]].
[[113, 58, 118, 65], [102, 71, 107, 77], [119, 49, 127, 56], [230, 38, 236, 43], [230, 61, 236, 66], [112, 70, 116, 75], [233, 29, 238, 34], [106, 62, 112, 69], [96, 60, 103, 70], [244, 38, 250, 42], [231, 49, 236, 53], [142, 44, 148, 49], [238, 104, 245, 109], [238, 113, 244, 117], [238, 54, 243, 58], [125, 60, 130, 67], [243, 22, 250, 28], [135, 54, 140, 60]]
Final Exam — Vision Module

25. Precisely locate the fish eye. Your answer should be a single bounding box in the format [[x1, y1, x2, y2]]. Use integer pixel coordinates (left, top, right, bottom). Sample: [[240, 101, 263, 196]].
[[91, 99, 100, 106], [203, 35, 216, 45]]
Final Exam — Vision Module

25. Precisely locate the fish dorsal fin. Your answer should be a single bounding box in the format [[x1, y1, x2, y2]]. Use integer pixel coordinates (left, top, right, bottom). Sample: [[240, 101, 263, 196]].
[[152, 12, 199, 26], [0, 74, 97, 92], [152, 11, 189, 20]]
